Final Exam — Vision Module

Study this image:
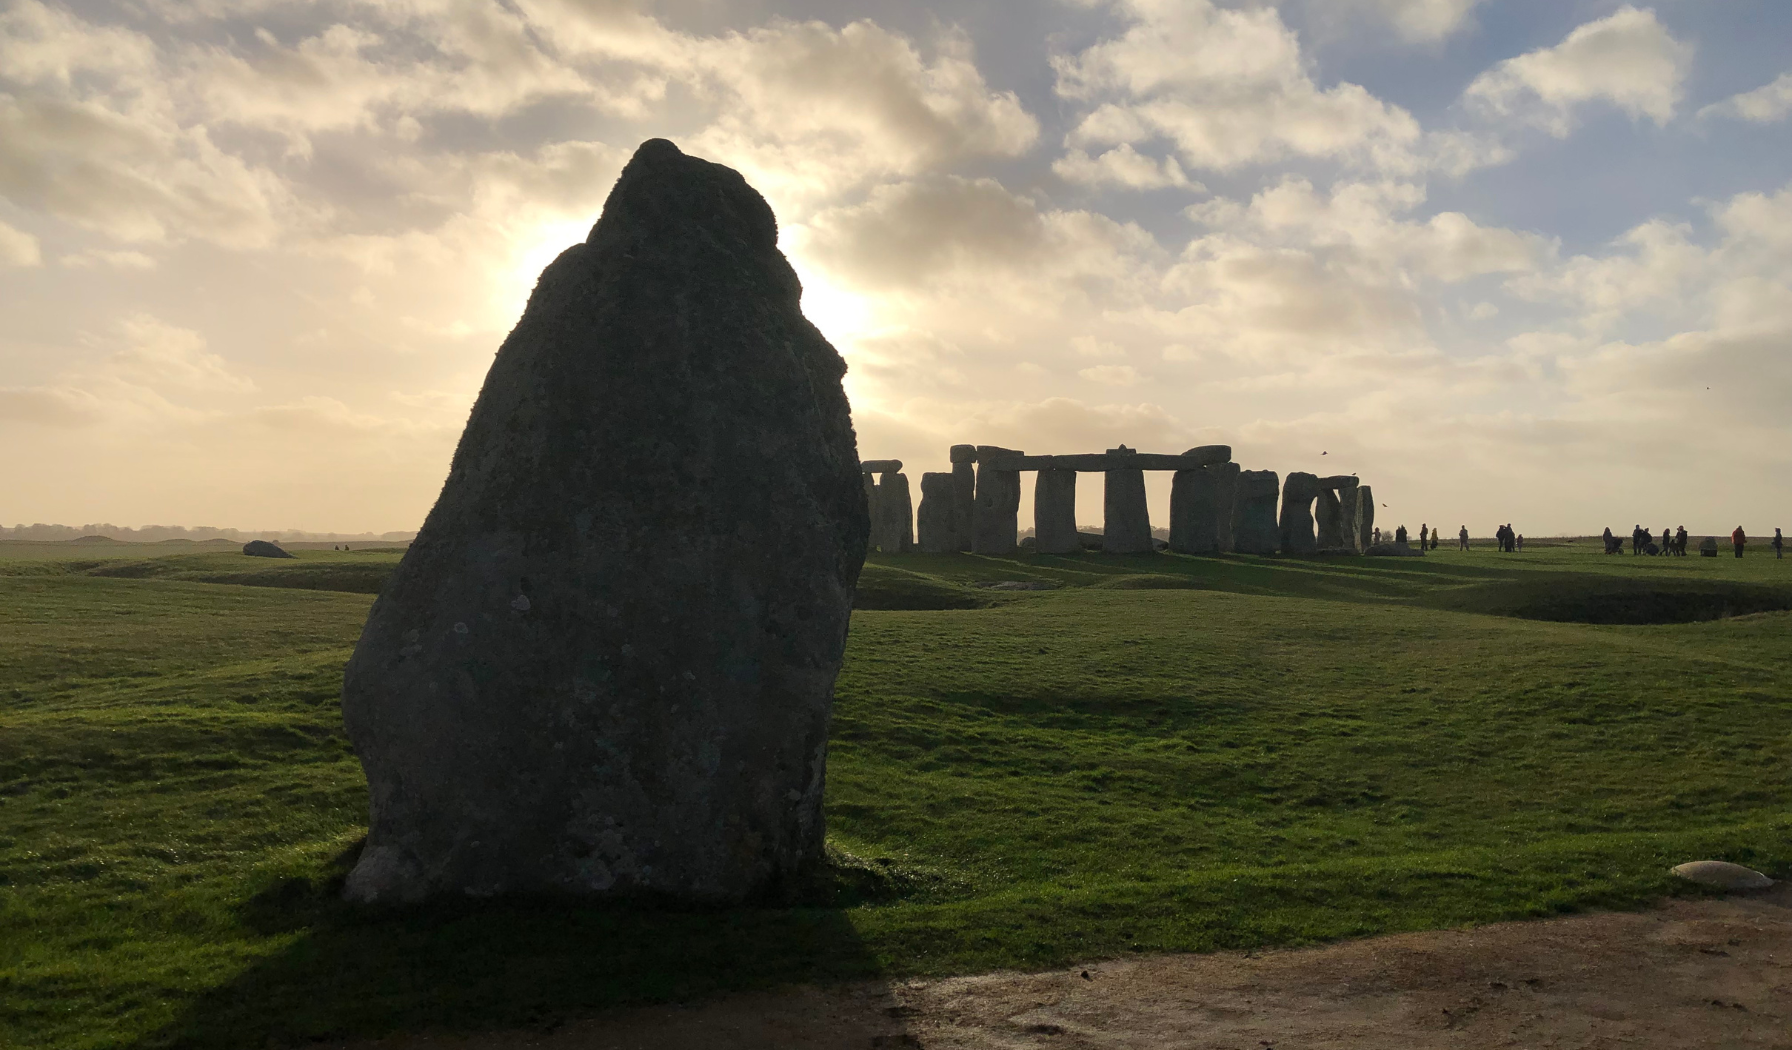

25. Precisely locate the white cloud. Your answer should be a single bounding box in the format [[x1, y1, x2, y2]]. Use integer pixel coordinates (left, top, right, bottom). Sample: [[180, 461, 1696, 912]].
[[1054, 144, 1201, 190], [1698, 73, 1792, 124], [0, 218, 40, 266], [1464, 6, 1692, 136], [1079, 364, 1141, 385], [108, 314, 257, 394], [1365, 0, 1486, 43], [1054, 0, 1428, 173], [61, 249, 154, 270]]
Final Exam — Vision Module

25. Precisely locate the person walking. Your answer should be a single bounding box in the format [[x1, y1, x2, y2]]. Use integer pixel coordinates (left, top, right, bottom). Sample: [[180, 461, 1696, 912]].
[[1458, 525, 1469, 550], [1774, 528, 1783, 559], [1675, 525, 1688, 556], [1420, 524, 1429, 550], [1516, 533, 1524, 552], [1732, 525, 1746, 558]]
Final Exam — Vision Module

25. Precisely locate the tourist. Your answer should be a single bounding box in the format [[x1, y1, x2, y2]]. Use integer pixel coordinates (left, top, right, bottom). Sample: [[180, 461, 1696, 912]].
[[1775, 528, 1784, 559], [1675, 525, 1688, 556], [1516, 533, 1524, 552], [1420, 524, 1429, 549], [1372, 526, 1382, 544], [1660, 527, 1671, 555], [1430, 530, 1438, 551], [1733, 525, 1746, 558], [1395, 525, 1408, 545], [1458, 525, 1469, 550]]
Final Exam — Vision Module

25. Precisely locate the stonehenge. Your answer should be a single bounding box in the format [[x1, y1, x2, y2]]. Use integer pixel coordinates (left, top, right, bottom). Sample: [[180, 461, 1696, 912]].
[[340, 139, 865, 905], [868, 442, 1380, 558]]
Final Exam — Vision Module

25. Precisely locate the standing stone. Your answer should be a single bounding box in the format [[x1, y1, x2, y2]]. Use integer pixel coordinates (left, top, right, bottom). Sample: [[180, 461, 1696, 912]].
[[950, 444, 977, 552], [1315, 486, 1342, 549], [1209, 461, 1241, 553], [1279, 472, 1320, 554], [1321, 476, 1361, 554], [862, 473, 880, 545], [1168, 468, 1219, 553], [972, 446, 1022, 554], [1233, 470, 1280, 554], [339, 139, 868, 905], [1033, 468, 1079, 555], [872, 473, 913, 553], [1103, 447, 1153, 554], [917, 473, 956, 554], [1357, 485, 1374, 552]]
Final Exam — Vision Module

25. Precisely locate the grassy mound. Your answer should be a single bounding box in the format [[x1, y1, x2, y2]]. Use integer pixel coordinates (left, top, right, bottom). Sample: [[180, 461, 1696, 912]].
[[1428, 575, 1792, 624], [852, 563, 986, 610]]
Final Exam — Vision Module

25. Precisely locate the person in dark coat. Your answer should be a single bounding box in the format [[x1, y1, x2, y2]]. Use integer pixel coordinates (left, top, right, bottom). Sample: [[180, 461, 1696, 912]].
[[1458, 525, 1469, 550], [1733, 526, 1746, 558], [1774, 528, 1783, 559], [1395, 525, 1408, 545], [1675, 525, 1688, 556]]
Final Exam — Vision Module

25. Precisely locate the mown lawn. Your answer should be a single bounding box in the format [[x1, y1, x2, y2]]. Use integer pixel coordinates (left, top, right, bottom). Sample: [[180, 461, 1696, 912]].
[[2, 541, 1789, 1048]]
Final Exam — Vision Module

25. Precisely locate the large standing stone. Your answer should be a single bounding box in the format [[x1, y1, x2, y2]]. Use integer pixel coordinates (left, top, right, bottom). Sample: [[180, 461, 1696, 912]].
[[1279, 472, 1320, 554], [1209, 462, 1241, 553], [950, 444, 977, 552], [1103, 447, 1153, 554], [916, 472, 957, 554], [1233, 470, 1280, 554], [1357, 485, 1374, 552], [871, 472, 913, 553], [339, 139, 868, 905], [1169, 468, 1220, 553], [972, 446, 1022, 554], [1033, 468, 1079, 555], [1315, 486, 1343, 549], [1323, 476, 1361, 554]]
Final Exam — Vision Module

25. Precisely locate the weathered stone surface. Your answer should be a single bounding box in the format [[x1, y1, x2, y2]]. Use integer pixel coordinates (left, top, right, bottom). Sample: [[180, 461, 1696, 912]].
[[1279, 472, 1320, 555], [1209, 462, 1241, 553], [1233, 470, 1280, 555], [1103, 454, 1153, 554], [916, 472, 957, 554], [1318, 476, 1360, 553], [972, 446, 1022, 554], [339, 139, 868, 905], [1357, 485, 1375, 552], [1033, 468, 1080, 555], [859, 459, 902, 474], [1670, 860, 1774, 891], [980, 447, 1230, 472], [1168, 469, 1219, 554], [871, 472, 913, 553], [1365, 542, 1424, 557], [242, 539, 294, 559], [950, 446, 976, 552]]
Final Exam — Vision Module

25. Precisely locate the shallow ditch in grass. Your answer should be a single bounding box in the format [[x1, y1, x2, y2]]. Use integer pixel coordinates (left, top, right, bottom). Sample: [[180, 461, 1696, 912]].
[[1434, 577, 1792, 625]]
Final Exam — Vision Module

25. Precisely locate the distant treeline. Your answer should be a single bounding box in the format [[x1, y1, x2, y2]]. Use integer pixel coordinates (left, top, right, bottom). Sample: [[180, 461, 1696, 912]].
[[0, 523, 418, 543]]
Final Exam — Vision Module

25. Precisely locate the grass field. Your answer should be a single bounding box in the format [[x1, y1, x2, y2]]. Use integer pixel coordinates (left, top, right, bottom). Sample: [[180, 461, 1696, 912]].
[[3, 540, 1790, 1048]]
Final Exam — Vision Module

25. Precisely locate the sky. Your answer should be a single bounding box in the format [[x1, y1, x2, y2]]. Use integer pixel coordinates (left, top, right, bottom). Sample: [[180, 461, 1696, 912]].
[[1, 0, 1788, 535]]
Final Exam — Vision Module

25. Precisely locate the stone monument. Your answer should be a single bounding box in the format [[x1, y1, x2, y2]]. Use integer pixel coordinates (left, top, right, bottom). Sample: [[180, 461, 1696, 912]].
[[339, 139, 868, 904]]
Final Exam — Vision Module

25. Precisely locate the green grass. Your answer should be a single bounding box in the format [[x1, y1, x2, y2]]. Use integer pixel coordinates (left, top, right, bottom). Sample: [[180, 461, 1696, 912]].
[[3, 542, 1791, 1048]]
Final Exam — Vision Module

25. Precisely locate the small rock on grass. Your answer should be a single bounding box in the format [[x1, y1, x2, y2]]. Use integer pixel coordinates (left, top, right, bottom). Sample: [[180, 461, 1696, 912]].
[[1670, 860, 1774, 891], [242, 540, 294, 559]]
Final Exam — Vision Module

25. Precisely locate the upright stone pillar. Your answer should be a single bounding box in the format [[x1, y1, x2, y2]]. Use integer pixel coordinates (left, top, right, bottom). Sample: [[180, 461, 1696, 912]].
[[916, 473, 956, 553], [1357, 485, 1375, 551], [972, 446, 1022, 554], [1315, 485, 1344, 549], [876, 472, 914, 553], [1279, 472, 1320, 554], [949, 444, 977, 552], [1209, 461, 1241, 552], [1168, 468, 1218, 553], [863, 473, 882, 548], [1033, 468, 1079, 554], [1103, 447, 1153, 553], [1233, 470, 1280, 554], [1323, 476, 1362, 554]]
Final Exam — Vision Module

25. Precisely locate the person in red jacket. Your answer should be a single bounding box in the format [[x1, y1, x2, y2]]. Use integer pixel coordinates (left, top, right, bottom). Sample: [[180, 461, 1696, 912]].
[[1732, 525, 1746, 558]]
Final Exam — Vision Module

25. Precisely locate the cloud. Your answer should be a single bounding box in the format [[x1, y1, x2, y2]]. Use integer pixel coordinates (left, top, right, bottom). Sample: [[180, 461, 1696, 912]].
[[109, 314, 257, 394], [0, 218, 40, 266], [1464, 6, 1692, 135], [1364, 0, 1486, 43], [1053, 0, 1444, 174], [60, 248, 154, 269], [1054, 144, 1201, 191], [1079, 364, 1141, 385], [1698, 73, 1792, 124]]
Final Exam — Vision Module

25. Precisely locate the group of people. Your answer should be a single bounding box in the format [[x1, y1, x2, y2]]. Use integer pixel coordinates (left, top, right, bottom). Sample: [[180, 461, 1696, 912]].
[[1600, 525, 1785, 557], [1493, 524, 1522, 552]]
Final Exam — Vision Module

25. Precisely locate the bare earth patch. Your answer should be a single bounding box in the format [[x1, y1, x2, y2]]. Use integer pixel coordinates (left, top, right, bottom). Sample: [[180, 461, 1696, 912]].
[[334, 886, 1791, 1050]]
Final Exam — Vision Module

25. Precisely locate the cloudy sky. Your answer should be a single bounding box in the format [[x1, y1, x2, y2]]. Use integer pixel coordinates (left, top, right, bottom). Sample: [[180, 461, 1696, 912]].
[[2, 0, 1788, 534]]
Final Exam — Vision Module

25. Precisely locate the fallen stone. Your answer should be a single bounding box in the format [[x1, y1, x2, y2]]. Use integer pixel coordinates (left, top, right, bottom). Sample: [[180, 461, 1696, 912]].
[[1671, 861, 1774, 891], [1365, 542, 1424, 557], [242, 540, 294, 559], [339, 139, 868, 905]]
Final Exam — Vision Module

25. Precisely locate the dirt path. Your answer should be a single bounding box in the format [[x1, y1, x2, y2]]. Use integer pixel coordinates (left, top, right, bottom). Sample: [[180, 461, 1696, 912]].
[[338, 885, 1791, 1050]]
